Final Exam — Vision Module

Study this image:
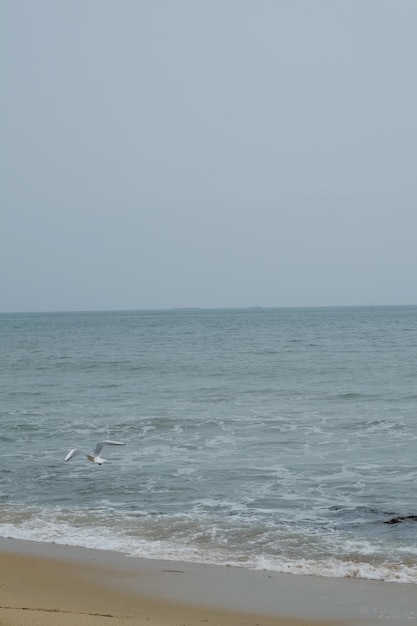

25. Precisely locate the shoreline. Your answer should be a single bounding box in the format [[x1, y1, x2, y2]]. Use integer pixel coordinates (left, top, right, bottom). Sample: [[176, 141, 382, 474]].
[[0, 539, 415, 625]]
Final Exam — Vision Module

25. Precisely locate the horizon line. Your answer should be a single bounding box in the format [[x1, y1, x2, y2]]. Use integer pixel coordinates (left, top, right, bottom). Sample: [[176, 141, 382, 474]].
[[1, 303, 417, 315]]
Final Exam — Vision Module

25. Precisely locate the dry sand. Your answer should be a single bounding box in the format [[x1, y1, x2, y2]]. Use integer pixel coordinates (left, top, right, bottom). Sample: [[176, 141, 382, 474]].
[[0, 539, 415, 626]]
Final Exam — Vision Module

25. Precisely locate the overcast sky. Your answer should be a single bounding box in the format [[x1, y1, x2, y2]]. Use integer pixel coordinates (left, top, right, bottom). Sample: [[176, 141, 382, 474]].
[[2, 0, 417, 312]]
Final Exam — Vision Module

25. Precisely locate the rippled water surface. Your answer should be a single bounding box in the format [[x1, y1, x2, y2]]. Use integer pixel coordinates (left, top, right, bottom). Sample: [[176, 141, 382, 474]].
[[0, 307, 416, 582]]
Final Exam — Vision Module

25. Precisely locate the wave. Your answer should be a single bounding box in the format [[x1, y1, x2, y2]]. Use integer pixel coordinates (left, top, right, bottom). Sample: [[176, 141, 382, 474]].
[[0, 504, 416, 585]]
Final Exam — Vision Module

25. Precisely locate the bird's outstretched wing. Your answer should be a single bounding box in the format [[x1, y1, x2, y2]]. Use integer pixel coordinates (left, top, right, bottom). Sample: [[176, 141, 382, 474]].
[[94, 440, 125, 456], [64, 448, 80, 462]]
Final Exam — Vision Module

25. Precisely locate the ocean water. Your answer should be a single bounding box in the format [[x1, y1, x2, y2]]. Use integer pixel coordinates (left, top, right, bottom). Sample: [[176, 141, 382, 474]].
[[0, 306, 416, 584]]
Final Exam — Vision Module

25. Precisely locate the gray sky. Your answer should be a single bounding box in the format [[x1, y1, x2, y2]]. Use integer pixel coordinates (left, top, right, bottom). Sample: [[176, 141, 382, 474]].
[[2, 0, 417, 312]]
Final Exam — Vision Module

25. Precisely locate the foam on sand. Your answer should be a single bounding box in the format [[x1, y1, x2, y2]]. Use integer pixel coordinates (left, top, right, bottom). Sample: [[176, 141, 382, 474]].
[[0, 538, 415, 626]]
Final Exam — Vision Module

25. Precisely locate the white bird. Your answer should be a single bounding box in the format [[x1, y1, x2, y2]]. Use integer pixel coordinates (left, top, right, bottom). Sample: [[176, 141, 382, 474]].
[[64, 440, 125, 465]]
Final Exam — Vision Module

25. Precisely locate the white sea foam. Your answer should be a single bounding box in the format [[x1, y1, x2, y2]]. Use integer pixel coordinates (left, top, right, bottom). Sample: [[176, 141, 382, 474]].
[[1, 523, 416, 584], [250, 555, 417, 584], [0, 506, 416, 585]]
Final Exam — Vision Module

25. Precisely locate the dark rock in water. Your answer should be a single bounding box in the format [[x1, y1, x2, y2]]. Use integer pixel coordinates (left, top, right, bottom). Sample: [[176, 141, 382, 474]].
[[384, 514, 417, 525]]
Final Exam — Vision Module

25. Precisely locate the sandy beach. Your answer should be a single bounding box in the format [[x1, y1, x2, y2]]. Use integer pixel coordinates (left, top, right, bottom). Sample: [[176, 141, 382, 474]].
[[0, 540, 415, 626]]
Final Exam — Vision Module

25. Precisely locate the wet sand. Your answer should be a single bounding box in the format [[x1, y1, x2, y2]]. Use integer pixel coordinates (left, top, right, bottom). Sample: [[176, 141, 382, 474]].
[[0, 539, 415, 626]]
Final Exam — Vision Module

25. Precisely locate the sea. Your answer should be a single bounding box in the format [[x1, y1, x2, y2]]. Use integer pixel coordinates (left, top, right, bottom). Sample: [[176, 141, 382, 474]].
[[0, 306, 416, 584]]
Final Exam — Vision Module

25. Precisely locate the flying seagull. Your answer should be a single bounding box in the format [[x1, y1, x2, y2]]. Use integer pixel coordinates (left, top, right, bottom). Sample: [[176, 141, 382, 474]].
[[64, 440, 125, 465]]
